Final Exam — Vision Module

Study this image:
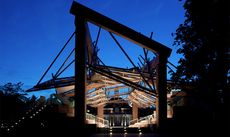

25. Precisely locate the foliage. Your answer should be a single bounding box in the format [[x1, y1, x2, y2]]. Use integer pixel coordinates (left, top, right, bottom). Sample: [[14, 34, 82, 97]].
[[0, 82, 25, 95], [26, 94, 38, 107], [0, 82, 38, 121], [171, 0, 229, 113], [0, 83, 27, 120], [47, 93, 63, 105]]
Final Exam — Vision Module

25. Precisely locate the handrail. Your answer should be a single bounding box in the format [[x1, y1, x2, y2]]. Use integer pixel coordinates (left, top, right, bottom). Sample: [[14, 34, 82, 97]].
[[86, 113, 109, 127], [86, 113, 96, 121], [129, 114, 154, 126], [129, 118, 139, 125], [96, 117, 109, 127]]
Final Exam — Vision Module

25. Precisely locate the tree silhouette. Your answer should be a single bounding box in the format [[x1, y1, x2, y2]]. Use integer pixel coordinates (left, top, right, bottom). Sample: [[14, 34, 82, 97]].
[[171, 0, 229, 135], [0, 82, 27, 121]]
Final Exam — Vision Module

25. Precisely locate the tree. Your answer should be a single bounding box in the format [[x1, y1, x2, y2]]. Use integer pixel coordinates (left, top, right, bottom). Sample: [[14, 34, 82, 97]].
[[26, 94, 38, 108], [171, 0, 229, 133], [0, 82, 28, 121]]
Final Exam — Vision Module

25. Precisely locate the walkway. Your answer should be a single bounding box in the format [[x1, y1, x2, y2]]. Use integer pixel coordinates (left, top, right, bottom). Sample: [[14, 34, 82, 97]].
[[90, 133, 174, 137]]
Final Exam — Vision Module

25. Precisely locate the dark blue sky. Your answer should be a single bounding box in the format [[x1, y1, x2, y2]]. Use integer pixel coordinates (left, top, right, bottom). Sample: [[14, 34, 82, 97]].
[[0, 0, 185, 91]]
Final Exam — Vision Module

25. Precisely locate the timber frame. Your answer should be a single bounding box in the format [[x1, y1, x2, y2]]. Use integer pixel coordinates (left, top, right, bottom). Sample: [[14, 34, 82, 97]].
[[70, 1, 171, 130]]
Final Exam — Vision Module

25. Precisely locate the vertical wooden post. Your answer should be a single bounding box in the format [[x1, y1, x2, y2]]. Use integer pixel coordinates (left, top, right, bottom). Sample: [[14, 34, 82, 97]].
[[132, 103, 138, 120], [74, 13, 86, 128], [97, 105, 104, 119], [156, 54, 167, 131]]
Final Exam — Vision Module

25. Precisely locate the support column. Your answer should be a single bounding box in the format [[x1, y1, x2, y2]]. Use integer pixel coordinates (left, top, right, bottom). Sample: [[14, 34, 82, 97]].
[[156, 55, 167, 130], [74, 14, 87, 128], [167, 103, 173, 118], [153, 110, 156, 118], [97, 105, 104, 119], [132, 103, 138, 120]]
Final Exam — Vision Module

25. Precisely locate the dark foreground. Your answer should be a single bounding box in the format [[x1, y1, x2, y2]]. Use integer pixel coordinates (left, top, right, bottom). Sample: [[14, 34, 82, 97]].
[[1, 105, 228, 137]]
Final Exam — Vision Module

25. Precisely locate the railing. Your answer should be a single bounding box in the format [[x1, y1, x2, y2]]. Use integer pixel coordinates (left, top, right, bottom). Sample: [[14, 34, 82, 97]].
[[129, 118, 139, 126], [139, 114, 153, 124], [96, 117, 109, 127], [129, 114, 154, 127], [86, 113, 109, 127], [86, 113, 96, 120]]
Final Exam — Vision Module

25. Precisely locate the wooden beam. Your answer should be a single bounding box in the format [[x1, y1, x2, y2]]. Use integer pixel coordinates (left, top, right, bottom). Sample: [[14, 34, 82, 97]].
[[86, 23, 94, 64], [74, 11, 87, 128], [134, 90, 155, 103], [97, 105, 104, 119], [70, 1, 171, 57], [156, 55, 167, 130], [132, 102, 139, 120]]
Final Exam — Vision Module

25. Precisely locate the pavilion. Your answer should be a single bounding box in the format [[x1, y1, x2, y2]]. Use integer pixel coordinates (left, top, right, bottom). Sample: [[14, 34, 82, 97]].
[[27, 1, 173, 133]]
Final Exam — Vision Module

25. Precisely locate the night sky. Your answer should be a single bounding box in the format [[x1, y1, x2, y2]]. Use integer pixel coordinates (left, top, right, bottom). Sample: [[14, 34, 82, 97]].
[[0, 0, 185, 96]]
